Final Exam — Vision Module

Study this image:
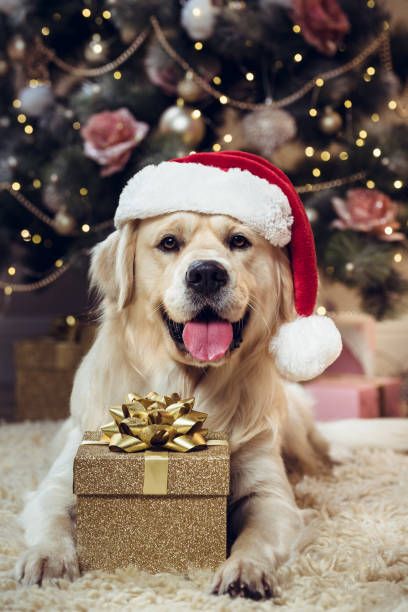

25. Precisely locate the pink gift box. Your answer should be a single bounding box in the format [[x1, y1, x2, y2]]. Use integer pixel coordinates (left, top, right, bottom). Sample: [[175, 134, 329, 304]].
[[326, 313, 376, 376], [304, 375, 403, 421], [305, 376, 379, 421]]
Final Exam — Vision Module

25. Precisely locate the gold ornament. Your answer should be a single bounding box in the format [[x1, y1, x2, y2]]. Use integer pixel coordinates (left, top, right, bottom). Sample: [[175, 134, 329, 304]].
[[242, 106, 297, 158], [7, 35, 26, 61], [177, 72, 204, 103], [54, 208, 76, 235], [319, 107, 343, 135], [159, 105, 205, 146], [271, 140, 305, 173]]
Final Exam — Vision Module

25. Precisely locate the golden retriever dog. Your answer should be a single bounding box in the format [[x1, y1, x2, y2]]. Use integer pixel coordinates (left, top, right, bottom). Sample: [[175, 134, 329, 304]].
[[16, 210, 331, 599]]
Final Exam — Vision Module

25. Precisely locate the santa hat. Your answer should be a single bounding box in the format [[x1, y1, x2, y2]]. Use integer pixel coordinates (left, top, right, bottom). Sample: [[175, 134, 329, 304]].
[[115, 150, 342, 381]]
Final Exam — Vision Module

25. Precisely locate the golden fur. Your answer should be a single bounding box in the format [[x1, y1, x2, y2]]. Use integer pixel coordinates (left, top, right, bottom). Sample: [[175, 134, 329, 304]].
[[16, 212, 329, 599]]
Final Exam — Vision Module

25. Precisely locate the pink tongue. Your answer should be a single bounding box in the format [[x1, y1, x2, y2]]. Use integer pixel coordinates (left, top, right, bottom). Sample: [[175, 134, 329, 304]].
[[182, 320, 233, 362]]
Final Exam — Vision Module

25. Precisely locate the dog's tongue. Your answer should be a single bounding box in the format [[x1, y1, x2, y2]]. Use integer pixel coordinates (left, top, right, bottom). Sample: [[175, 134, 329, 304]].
[[182, 320, 233, 362]]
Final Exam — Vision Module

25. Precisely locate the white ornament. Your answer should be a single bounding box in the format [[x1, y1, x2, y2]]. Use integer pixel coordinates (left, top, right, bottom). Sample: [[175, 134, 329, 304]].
[[19, 84, 54, 117], [181, 0, 218, 40], [242, 107, 297, 158]]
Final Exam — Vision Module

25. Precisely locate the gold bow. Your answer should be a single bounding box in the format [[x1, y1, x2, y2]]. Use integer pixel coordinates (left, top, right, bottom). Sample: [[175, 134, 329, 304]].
[[101, 391, 208, 453]]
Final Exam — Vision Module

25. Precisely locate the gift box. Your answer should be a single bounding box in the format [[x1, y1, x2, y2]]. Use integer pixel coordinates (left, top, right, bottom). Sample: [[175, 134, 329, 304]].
[[326, 313, 376, 376], [13, 320, 95, 421], [74, 430, 230, 574], [305, 375, 403, 421]]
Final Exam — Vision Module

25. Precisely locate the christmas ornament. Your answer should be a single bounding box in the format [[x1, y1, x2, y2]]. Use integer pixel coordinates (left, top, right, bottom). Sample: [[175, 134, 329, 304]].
[[54, 208, 76, 235], [19, 83, 54, 117], [271, 140, 305, 173], [7, 34, 26, 61], [177, 72, 204, 102], [319, 107, 343, 135], [332, 189, 404, 241], [159, 106, 205, 147], [242, 107, 297, 158], [84, 35, 108, 64], [181, 0, 219, 40], [81, 108, 149, 177], [116, 150, 342, 381], [0, 58, 8, 76]]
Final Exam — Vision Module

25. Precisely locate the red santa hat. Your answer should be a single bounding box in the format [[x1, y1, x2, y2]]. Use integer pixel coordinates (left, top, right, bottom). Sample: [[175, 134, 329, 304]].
[[116, 150, 342, 381]]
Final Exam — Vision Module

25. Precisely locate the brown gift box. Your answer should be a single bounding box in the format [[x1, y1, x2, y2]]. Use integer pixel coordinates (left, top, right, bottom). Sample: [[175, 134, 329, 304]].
[[13, 325, 95, 421], [74, 431, 230, 574]]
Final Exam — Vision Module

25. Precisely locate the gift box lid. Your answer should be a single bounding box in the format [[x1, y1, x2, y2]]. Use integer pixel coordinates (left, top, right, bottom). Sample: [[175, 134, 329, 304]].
[[74, 431, 230, 497]]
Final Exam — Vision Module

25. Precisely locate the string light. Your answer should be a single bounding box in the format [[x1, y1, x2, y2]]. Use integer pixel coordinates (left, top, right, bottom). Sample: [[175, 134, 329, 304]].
[[82, 224, 90, 233], [4, 286, 12, 296], [355, 138, 365, 147], [102, 10, 111, 19], [17, 114, 26, 123], [366, 180, 375, 188], [219, 95, 228, 105], [321, 151, 331, 161], [192, 7, 201, 16], [12, 99, 21, 108], [12, 182, 21, 191], [41, 26, 50, 36], [33, 179, 42, 188], [213, 76, 221, 85], [372, 148, 381, 157], [32, 234, 42, 244], [394, 253, 402, 263], [24, 125, 34, 134], [194, 41, 203, 51], [384, 226, 393, 236], [293, 53, 303, 63], [292, 24, 301, 33], [312, 168, 321, 177], [388, 100, 397, 110], [315, 78, 324, 87], [212, 143, 221, 151], [393, 180, 403, 189], [66, 315, 76, 326], [54, 259, 64, 268], [367, 0, 375, 6], [366, 66, 376, 75], [20, 229, 30, 240], [176, 97, 184, 107], [245, 72, 254, 81], [339, 151, 349, 160], [82, 8, 91, 18], [72, 121, 81, 130], [371, 113, 380, 122], [316, 306, 327, 315], [305, 146, 314, 157], [113, 70, 122, 80], [29, 79, 40, 87], [191, 109, 201, 119], [309, 108, 318, 117], [223, 134, 233, 143], [79, 187, 88, 196], [7, 266, 16, 276], [344, 99, 352, 108], [359, 129, 367, 138]]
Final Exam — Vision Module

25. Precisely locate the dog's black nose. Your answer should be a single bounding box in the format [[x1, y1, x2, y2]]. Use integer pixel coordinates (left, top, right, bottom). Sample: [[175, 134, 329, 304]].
[[185, 260, 228, 295]]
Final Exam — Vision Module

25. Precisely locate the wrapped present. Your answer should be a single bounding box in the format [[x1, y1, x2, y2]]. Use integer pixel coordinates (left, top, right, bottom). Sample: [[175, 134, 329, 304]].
[[305, 375, 403, 421], [326, 313, 376, 376], [13, 318, 95, 421], [74, 392, 230, 574]]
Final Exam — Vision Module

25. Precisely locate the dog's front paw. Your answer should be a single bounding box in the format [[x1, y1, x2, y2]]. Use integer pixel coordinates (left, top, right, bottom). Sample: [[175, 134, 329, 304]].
[[211, 555, 280, 600], [15, 542, 79, 586]]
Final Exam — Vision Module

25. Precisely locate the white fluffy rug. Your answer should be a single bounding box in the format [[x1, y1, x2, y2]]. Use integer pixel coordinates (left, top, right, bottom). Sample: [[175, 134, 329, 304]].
[[1, 421, 408, 612]]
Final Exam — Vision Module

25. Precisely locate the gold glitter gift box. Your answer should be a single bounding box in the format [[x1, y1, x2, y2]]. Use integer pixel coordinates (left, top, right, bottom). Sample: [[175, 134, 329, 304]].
[[74, 431, 230, 574]]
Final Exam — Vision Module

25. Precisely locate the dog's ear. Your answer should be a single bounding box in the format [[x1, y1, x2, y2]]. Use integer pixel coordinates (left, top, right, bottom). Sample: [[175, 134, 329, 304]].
[[275, 248, 295, 326], [90, 224, 136, 310]]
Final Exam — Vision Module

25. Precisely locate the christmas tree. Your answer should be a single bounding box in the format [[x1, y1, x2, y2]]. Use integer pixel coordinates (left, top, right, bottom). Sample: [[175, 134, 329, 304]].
[[1, 0, 407, 318]]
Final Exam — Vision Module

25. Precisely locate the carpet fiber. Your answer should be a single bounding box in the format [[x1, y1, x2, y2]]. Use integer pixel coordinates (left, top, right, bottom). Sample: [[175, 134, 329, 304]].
[[1, 421, 408, 611]]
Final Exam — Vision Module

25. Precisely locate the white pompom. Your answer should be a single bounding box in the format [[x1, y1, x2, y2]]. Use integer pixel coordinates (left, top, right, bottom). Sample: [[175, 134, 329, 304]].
[[270, 316, 342, 382], [181, 0, 218, 40]]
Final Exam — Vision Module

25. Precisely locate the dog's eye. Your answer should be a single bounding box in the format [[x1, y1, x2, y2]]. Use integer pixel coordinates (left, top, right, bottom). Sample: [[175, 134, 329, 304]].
[[158, 235, 180, 252], [229, 234, 251, 250]]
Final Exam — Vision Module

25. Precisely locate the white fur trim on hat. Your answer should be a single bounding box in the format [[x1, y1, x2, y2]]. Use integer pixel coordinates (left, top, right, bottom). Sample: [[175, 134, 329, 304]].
[[270, 315, 342, 381], [115, 162, 293, 247]]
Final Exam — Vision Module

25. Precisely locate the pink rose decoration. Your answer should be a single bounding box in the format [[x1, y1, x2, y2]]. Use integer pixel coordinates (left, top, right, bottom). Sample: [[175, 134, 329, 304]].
[[81, 108, 149, 176], [332, 189, 404, 241], [291, 0, 350, 56]]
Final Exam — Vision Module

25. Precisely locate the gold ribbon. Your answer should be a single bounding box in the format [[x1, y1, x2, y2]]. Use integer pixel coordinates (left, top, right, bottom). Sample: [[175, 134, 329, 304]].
[[100, 391, 208, 453]]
